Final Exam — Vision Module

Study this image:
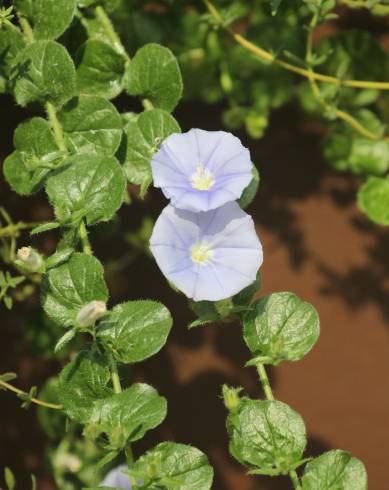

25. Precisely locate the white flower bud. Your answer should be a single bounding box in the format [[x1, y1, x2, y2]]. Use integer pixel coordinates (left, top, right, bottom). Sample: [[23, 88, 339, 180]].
[[76, 300, 106, 327], [16, 246, 43, 272]]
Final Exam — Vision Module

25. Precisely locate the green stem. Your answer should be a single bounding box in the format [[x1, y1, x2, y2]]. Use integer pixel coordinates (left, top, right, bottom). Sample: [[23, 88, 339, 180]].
[[0, 221, 41, 239], [142, 98, 154, 111], [256, 363, 274, 401], [46, 102, 67, 152], [289, 469, 302, 490], [94, 5, 130, 60], [79, 221, 92, 255], [108, 353, 122, 394], [18, 14, 34, 42], [0, 378, 63, 410]]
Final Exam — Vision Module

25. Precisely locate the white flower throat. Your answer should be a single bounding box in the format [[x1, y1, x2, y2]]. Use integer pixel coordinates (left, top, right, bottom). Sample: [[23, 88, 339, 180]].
[[190, 164, 215, 191], [191, 242, 214, 265]]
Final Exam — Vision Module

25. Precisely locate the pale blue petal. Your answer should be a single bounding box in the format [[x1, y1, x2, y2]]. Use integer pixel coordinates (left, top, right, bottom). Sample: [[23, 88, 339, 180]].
[[150, 203, 263, 302], [101, 465, 131, 489], [151, 129, 253, 212]]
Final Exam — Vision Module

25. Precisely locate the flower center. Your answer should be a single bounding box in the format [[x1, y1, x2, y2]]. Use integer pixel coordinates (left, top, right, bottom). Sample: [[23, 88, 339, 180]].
[[190, 164, 215, 191], [191, 242, 214, 265]]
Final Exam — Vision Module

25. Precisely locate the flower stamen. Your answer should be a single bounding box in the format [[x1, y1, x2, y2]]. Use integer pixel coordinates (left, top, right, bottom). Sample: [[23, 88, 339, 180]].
[[191, 242, 214, 265], [190, 164, 215, 191]]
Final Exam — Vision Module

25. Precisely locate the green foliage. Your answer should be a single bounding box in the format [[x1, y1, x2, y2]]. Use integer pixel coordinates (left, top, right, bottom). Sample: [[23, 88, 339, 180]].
[[15, 0, 77, 40], [59, 350, 111, 423], [131, 442, 214, 489], [301, 450, 368, 490], [88, 383, 167, 448], [238, 166, 260, 209], [13, 40, 76, 107], [4, 467, 15, 490], [122, 108, 180, 194], [125, 43, 183, 112], [3, 117, 60, 195], [41, 253, 108, 328], [75, 40, 126, 99], [37, 377, 67, 439], [243, 292, 320, 365], [0, 26, 26, 93], [98, 300, 172, 364], [57, 95, 123, 156], [357, 177, 389, 226], [45, 154, 126, 226], [0, 271, 25, 309], [226, 398, 306, 474]]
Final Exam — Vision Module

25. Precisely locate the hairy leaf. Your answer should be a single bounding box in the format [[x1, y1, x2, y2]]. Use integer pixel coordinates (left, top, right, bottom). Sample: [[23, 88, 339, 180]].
[[126, 43, 183, 112], [41, 253, 108, 327], [98, 301, 172, 364]]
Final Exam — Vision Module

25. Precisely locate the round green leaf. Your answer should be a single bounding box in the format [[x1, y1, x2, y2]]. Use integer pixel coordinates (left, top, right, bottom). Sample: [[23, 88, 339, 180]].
[[13, 40, 76, 107], [98, 300, 172, 364], [227, 399, 306, 474], [89, 383, 167, 447], [243, 292, 320, 365], [58, 350, 111, 423], [302, 450, 368, 490], [45, 154, 126, 225], [357, 177, 389, 225], [41, 253, 108, 328], [126, 43, 183, 112], [123, 108, 180, 194], [15, 0, 77, 40], [3, 117, 60, 195], [349, 139, 389, 176], [132, 442, 214, 490], [75, 40, 126, 99], [58, 95, 123, 156]]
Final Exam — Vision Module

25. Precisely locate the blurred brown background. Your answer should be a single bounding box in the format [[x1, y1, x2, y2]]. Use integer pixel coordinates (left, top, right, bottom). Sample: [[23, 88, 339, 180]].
[[1, 91, 389, 490]]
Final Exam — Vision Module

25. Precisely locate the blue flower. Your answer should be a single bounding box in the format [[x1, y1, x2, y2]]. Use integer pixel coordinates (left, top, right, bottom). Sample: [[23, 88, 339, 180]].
[[149, 202, 263, 301], [151, 129, 252, 212], [101, 465, 131, 489]]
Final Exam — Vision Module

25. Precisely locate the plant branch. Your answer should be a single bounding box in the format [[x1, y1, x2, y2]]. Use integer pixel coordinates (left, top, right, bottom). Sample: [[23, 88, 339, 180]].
[[0, 379, 63, 410], [46, 102, 67, 152], [95, 5, 130, 60], [202, 0, 389, 91], [79, 221, 92, 255]]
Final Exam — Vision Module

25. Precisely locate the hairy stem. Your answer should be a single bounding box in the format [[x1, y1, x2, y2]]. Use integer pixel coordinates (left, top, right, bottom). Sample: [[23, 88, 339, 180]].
[[79, 221, 92, 255], [108, 353, 122, 394], [95, 5, 130, 60], [46, 102, 67, 152], [0, 379, 63, 410], [17, 14, 34, 42], [0, 221, 41, 239]]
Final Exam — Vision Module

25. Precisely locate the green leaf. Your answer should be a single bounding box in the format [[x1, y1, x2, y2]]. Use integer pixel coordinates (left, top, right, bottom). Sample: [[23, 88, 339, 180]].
[[301, 450, 367, 490], [131, 442, 214, 489], [41, 253, 108, 328], [89, 383, 167, 447], [15, 0, 77, 40], [270, 0, 283, 15], [357, 177, 389, 225], [126, 43, 183, 112], [123, 109, 180, 194], [238, 166, 260, 209], [13, 40, 76, 107], [75, 40, 126, 99], [30, 221, 60, 235], [98, 300, 172, 364], [45, 247, 74, 269], [243, 292, 320, 365], [349, 139, 389, 176], [45, 154, 126, 225], [58, 95, 123, 156], [36, 377, 67, 439], [0, 26, 26, 92], [3, 117, 59, 195], [4, 467, 15, 490], [54, 328, 77, 353], [58, 350, 111, 423], [226, 399, 306, 474]]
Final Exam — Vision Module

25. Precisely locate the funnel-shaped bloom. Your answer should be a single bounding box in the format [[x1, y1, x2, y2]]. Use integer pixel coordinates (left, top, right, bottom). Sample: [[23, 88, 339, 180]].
[[151, 129, 252, 212], [150, 202, 263, 301], [101, 465, 131, 489]]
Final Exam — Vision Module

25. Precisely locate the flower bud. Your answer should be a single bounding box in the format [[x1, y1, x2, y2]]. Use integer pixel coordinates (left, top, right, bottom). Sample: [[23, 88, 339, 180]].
[[222, 384, 243, 412], [76, 300, 106, 328], [16, 246, 44, 272]]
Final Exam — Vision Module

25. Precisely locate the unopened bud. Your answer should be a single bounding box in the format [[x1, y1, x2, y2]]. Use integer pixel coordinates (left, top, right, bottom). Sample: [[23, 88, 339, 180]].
[[16, 246, 43, 272], [76, 300, 106, 327], [222, 384, 243, 412]]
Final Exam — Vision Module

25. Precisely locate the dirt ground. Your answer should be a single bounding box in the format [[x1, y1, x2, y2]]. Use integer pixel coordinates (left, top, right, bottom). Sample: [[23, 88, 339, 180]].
[[1, 95, 389, 490]]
